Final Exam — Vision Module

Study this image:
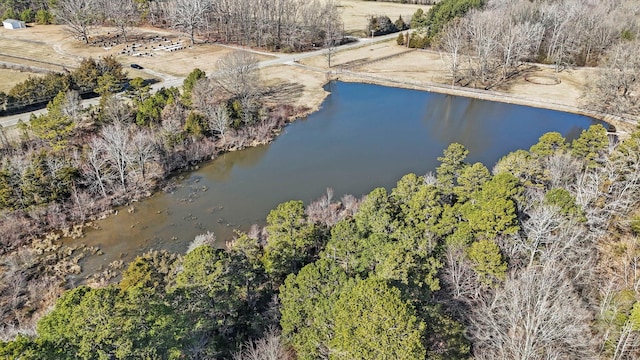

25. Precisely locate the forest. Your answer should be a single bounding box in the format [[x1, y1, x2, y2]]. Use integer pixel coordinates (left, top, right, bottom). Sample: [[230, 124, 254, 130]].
[[417, 0, 640, 117], [0, 51, 309, 340], [1, 124, 640, 358], [0, 0, 639, 358]]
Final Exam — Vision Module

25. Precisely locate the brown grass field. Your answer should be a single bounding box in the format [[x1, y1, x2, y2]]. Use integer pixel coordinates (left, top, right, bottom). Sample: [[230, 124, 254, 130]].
[[0, 1, 626, 132], [0, 68, 41, 92], [0, 25, 273, 82], [339, 0, 429, 35]]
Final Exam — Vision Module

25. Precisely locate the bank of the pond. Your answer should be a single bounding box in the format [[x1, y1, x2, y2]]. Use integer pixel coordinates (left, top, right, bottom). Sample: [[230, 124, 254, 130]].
[[330, 72, 632, 135], [67, 81, 607, 284]]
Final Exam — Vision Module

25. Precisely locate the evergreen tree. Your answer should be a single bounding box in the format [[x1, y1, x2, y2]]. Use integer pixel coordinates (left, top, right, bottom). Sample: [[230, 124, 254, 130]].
[[279, 259, 352, 360], [181, 68, 206, 107], [331, 277, 426, 360], [467, 239, 507, 286], [262, 200, 323, 284], [29, 91, 75, 150], [571, 124, 609, 168], [530, 132, 568, 157], [184, 111, 207, 137], [436, 143, 469, 199]]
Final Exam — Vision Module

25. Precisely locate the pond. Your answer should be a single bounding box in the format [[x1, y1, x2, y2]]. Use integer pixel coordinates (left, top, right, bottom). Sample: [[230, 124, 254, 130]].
[[71, 81, 604, 278]]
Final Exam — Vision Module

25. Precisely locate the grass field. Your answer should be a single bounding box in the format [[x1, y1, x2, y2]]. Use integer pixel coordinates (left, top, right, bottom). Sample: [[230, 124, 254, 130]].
[[0, 1, 429, 86], [0, 26, 79, 68], [0, 2, 609, 133], [0, 25, 276, 84], [300, 40, 413, 69], [339, 0, 429, 35], [0, 68, 41, 92]]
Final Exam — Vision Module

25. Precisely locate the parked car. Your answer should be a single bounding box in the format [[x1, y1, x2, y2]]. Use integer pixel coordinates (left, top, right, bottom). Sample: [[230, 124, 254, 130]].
[[130, 63, 143, 69]]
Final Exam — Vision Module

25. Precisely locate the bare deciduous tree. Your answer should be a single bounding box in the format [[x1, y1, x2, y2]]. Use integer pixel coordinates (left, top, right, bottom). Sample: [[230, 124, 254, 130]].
[[232, 327, 293, 360], [101, 0, 139, 42], [437, 18, 466, 86], [584, 40, 640, 117], [167, 0, 212, 45], [101, 96, 133, 124], [161, 102, 187, 135], [471, 264, 595, 360], [442, 243, 480, 302], [60, 90, 83, 123], [321, 0, 342, 68], [81, 138, 112, 198], [127, 128, 158, 184], [191, 77, 233, 140], [213, 51, 260, 100], [207, 104, 231, 141], [464, 10, 500, 85], [612, 322, 640, 360], [54, 0, 100, 44], [544, 151, 582, 189], [99, 121, 130, 191], [187, 231, 217, 253], [496, 20, 543, 80]]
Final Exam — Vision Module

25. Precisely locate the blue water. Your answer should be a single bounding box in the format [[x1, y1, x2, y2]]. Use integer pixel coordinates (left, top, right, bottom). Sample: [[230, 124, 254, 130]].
[[75, 81, 603, 274]]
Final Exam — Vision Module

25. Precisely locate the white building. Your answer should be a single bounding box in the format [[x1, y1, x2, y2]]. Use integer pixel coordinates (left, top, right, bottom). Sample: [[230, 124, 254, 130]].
[[3, 19, 26, 30]]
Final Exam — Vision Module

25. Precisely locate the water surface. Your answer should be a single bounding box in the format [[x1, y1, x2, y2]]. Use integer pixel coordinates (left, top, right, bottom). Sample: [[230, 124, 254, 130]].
[[72, 81, 603, 276]]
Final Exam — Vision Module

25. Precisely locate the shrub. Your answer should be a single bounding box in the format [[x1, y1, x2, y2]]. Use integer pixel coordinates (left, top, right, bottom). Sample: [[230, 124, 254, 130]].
[[35, 9, 53, 25]]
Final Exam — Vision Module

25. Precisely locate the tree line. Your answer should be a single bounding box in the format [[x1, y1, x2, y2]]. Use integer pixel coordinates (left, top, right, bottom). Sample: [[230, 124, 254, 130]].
[[0, 56, 126, 114], [392, 0, 639, 117], [3, 0, 344, 52], [2, 121, 640, 358], [426, 0, 639, 114], [0, 0, 53, 24], [45, 0, 342, 52]]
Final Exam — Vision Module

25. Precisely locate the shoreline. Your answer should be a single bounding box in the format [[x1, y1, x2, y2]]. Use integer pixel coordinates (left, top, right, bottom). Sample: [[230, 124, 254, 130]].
[[315, 72, 635, 136], [4, 35, 637, 257]]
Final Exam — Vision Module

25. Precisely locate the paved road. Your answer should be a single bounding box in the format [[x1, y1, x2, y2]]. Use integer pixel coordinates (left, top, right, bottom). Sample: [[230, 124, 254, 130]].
[[0, 32, 403, 128]]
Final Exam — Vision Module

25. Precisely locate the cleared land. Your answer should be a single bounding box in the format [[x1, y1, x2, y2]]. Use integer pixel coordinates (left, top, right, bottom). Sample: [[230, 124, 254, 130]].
[[261, 65, 331, 114], [0, 68, 40, 92], [300, 39, 589, 106], [0, 25, 273, 82], [0, 0, 631, 132], [339, 0, 429, 35], [0, 26, 79, 70]]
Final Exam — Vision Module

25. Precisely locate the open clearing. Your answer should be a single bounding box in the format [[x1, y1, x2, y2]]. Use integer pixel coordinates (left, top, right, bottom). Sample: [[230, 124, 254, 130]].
[[0, 68, 41, 92], [300, 40, 413, 69], [261, 65, 331, 114], [339, 0, 430, 35], [0, 25, 274, 84], [301, 39, 591, 110], [0, 1, 628, 132]]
